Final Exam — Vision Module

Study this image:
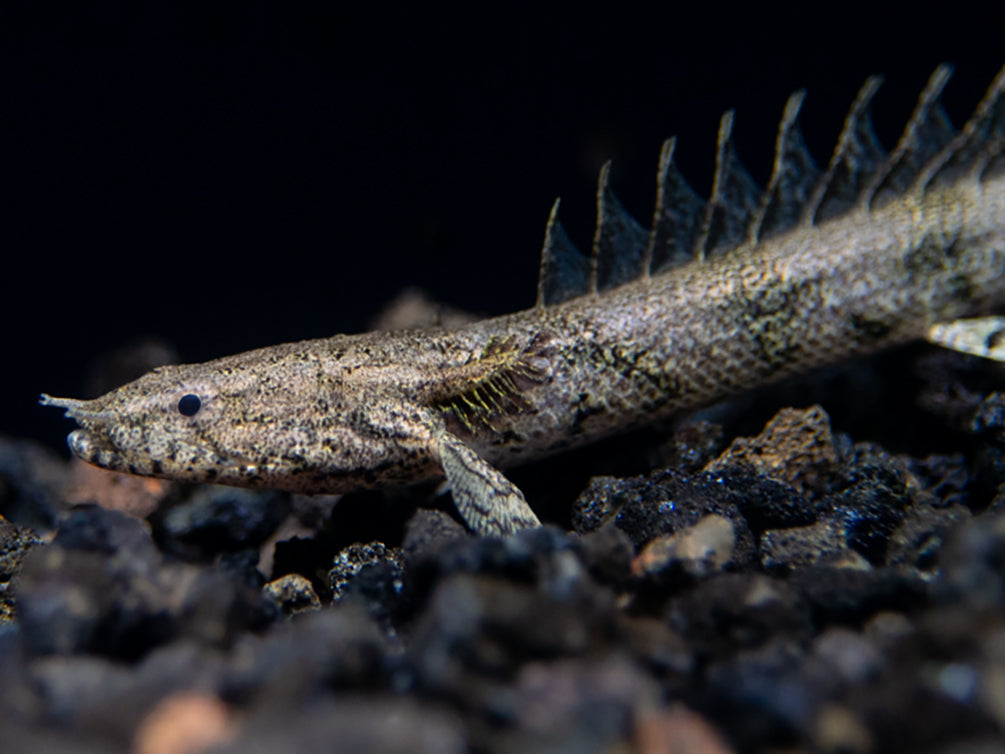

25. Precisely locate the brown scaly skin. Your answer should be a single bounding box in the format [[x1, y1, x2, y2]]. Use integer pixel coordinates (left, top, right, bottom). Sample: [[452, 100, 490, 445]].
[[42, 75, 1005, 535]]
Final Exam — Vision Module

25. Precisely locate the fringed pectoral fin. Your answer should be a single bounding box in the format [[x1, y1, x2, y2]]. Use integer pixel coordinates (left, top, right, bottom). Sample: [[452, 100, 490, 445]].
[[927, 316, 1005, 361], [435, 430, 541, 536]]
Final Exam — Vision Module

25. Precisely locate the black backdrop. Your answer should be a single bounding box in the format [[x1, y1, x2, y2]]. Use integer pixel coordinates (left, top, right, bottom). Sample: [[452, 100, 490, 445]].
[[3, 3, 1000, 452]]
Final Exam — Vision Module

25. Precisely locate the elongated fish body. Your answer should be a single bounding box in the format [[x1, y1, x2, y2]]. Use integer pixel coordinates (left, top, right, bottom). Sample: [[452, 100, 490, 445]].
[[43, 66, 1005, 535]]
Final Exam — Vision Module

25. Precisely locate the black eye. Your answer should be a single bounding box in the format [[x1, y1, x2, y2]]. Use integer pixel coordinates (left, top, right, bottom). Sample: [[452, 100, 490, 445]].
[[177, 394, 201, 416]]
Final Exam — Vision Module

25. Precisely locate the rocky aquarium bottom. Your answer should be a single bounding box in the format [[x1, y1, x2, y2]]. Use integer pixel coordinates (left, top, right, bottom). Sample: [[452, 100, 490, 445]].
[[2, 347, 1005, 753]]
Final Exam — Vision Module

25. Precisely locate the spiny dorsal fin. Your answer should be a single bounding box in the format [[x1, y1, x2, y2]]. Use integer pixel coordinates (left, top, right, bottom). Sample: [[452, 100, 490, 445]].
[[915, 64, 1005, 192], [695, 111, 762, 258], [534, 65, 1004, 308], [805, 75, 885, 224], [590, 161, 650, 291], [865, 65, 956, 208], [751, 90, 821, 241], [646, 137, 705, 274], [536, 198, 590, 307]]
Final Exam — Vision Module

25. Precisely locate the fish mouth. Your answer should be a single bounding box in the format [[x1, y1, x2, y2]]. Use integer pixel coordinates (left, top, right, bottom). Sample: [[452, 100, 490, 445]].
[[44, 393, 279, 485], [66, 428, 131, 472], [67, 422, 250, 482], [67, 428, 100, 459], [41, 394, 123, 466]]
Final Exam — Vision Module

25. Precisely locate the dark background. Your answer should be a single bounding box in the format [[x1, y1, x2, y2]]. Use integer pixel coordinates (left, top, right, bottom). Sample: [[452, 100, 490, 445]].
[[3, 3, 1001, 453]]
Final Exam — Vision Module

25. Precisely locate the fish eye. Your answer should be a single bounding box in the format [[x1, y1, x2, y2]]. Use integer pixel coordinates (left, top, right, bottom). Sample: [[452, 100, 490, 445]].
[[177, 394, 202, 417]]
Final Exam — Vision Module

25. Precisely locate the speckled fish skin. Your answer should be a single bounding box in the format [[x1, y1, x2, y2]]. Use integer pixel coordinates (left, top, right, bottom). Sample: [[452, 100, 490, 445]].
[[42, 67, 1005, 535]]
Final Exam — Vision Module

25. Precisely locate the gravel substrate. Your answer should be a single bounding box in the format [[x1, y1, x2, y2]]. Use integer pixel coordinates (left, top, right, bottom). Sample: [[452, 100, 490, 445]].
[[2, 344, 1004, 753]]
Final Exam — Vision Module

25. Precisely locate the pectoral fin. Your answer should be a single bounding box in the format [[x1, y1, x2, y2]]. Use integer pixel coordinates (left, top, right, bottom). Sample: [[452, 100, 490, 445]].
[[435, 430, 541, 535], [927, 316, 1005, 361]]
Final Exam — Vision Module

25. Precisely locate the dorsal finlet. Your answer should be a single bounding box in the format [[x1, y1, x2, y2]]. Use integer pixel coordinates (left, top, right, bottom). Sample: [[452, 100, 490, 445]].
[[751, 89, 820, 243], [535, 197, 589, 308], [647, 136, 705, 275], [590, 160, 649, 293], [803, 74, 885, 225], [695, 110, 762, 259], [862, 64, 956, 209], [913, 63, 1005, 193]]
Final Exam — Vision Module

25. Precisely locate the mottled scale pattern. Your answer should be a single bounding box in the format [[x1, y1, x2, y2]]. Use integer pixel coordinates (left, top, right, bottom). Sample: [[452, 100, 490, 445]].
[[41, 66, 1005, 535]]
